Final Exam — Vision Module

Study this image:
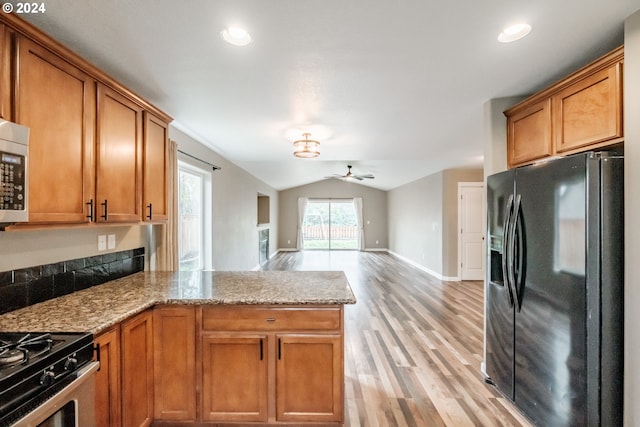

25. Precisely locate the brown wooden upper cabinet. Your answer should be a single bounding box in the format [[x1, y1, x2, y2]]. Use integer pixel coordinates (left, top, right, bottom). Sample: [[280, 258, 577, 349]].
[[0, 13, 172, 227], [507, 99, 552, 166], [96, 85, 143, 223], [0, 23, 11, 120], [143, 112, 169, 222], [505, 46, 623, 168], [15, 35, 96, 223]]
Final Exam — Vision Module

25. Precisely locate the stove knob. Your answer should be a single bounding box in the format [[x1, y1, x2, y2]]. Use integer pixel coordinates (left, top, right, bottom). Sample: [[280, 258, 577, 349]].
[[39, 370, 55, 387], [64, 357, 78, 371]]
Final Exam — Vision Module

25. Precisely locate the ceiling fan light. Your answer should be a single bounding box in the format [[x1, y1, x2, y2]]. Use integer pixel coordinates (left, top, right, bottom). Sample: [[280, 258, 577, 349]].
[[293, 133, 320, 158]]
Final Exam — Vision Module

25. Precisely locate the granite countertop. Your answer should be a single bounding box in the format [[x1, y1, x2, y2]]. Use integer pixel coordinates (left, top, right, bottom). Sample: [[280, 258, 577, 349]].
[[0, 271, 356, 335]]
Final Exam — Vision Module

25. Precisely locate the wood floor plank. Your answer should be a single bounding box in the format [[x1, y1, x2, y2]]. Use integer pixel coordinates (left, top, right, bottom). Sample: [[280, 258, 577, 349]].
[[260, 251, 531, 426]]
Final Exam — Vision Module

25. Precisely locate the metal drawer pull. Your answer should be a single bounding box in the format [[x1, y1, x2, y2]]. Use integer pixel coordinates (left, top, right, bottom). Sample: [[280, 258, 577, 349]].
[[265, 318, 276, 322]]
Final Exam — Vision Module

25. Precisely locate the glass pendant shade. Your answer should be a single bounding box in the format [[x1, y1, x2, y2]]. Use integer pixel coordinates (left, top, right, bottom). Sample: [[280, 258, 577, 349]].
[[293, 133, 320, 158]]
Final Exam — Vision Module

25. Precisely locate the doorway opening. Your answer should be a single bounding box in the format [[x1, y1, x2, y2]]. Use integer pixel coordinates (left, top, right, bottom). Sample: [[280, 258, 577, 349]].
[[302, 200, 358, 250]]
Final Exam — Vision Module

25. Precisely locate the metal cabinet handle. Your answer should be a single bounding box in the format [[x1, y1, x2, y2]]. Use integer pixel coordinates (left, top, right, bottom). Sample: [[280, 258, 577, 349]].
[[86, 199, 95, 222], [259, 339, 263, 361], [100, 199, 108, 221], [265, 317, 276, 323], [278, 338, 281, 360], [146, 203, 153, 220]]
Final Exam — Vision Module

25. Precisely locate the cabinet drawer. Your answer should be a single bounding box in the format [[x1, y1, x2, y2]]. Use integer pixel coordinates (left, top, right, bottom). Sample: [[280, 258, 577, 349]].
[[202, 306, 341, 331]]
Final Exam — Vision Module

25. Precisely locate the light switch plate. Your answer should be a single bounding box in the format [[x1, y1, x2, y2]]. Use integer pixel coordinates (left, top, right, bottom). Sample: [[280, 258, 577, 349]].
[[107, 234, 116, 250], [98, 235, 107, 251]]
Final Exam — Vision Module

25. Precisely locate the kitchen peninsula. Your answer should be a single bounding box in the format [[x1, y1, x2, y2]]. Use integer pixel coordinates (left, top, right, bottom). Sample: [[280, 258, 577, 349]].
[[0, 271, 356, 426]]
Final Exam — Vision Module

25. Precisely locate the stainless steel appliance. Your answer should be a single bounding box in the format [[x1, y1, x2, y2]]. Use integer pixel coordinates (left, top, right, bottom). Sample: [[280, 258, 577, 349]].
[[484, 152, 623, 426], [0, 118, 29, 226], [0, 332, 98, 426]]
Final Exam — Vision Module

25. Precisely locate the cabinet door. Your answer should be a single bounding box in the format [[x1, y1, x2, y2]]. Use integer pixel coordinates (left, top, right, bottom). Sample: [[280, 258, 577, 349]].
[[506, 99, 552, 168], [96, 84, 142, 222], [553, 61, 623, 153], [143, 112, 168, 222], [121, 310, 154, 427], [0, 23, 10, 120], [153, 306, 195, 421], [15, 35, 96, 223], [202, 334, 268, 422], [276, 334, 343, 423], [95, 328, 121, 427]]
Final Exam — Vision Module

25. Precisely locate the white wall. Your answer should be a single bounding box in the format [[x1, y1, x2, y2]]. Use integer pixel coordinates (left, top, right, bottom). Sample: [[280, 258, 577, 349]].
[[387, 168, 483, 279], [624, 10, 640, 426], [169, 126, 279, 270], [388, 171, 443, 275], [0, 225, 149, 272]]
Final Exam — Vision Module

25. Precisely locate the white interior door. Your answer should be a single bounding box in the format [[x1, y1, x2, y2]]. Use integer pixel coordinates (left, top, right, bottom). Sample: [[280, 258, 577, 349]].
[[458, 183, 485, 280]]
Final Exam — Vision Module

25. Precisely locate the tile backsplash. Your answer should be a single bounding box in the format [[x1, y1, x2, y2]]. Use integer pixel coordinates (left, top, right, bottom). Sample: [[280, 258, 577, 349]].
[[0, 248, 144, 315]]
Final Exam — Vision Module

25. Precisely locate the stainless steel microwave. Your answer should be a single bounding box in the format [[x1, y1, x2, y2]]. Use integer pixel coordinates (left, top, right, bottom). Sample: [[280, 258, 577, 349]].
[[0, 118, 29, 226]]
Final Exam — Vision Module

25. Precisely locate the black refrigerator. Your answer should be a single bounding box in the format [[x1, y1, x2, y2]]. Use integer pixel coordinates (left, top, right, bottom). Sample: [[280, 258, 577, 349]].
[[484, 152, 624, 426]]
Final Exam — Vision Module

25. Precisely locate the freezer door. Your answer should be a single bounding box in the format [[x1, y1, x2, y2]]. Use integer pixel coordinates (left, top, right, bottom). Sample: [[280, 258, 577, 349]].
[[485, 169, 515, 400], [513, 154, 587, 427]]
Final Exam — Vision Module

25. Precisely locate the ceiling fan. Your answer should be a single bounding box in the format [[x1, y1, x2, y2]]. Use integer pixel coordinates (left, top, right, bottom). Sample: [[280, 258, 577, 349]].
[[328, 165, 375, 181]]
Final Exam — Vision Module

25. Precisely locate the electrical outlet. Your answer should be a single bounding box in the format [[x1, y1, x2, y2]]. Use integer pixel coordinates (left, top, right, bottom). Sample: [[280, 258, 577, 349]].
[[287, 240, 291, 245], [107, 234, 116, 250], [98, 235, 107, 251]]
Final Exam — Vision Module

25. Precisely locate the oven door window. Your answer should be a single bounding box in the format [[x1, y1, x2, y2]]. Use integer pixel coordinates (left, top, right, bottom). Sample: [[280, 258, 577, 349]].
[[38, 401, 76, 427]]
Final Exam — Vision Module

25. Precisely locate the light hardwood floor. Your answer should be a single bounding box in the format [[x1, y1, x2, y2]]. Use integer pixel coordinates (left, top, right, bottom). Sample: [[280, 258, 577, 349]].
[[260, 251, 531, 427]]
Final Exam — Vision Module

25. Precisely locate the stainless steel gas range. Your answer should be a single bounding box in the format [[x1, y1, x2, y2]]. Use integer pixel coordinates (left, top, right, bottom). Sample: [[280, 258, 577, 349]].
[[0, 332, 98, 426]]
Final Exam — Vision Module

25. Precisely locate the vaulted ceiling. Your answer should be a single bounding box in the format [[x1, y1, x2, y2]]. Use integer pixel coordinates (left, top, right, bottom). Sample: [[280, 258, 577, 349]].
[[21, 0, 640, 190]]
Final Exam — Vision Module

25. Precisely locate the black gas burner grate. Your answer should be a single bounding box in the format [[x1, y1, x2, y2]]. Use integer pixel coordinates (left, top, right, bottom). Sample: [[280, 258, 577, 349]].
[[0, 333, 53, 367]]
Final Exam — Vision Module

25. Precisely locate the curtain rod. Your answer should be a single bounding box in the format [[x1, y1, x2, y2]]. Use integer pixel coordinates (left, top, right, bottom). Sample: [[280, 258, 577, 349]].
[[177, 149, 221, 171]]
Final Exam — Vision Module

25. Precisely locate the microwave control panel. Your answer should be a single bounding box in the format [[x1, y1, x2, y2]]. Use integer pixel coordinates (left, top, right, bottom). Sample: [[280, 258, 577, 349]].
[[0, 151, 26, 211]]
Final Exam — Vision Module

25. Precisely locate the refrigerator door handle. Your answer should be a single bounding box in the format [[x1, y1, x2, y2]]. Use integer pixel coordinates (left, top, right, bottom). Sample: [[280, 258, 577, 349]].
[[502, 194, 515, 307], [508, 194, 522, 311]]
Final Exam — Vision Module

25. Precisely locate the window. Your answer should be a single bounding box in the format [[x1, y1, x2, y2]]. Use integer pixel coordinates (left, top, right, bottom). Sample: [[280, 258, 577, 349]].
[[302, 200, 358, 250], [178, 161, 212, 270]]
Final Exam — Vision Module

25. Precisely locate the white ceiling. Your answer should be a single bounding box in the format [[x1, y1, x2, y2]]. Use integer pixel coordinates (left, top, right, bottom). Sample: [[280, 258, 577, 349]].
[[21, 0, 640, 190]]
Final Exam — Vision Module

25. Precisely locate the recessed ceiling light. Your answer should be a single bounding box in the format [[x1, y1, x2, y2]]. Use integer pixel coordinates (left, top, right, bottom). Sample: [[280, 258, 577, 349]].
[[498, 22, 532, 43], [221, 26, 252, 46]]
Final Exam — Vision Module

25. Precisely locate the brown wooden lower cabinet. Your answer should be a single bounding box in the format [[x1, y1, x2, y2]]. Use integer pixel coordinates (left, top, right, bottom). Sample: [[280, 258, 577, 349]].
[[94, 327, 121, 427], [153, 306, 196, 421], [201, 305, 345, 425], [95, 309, 153, 427], [202, 334, 269, 422], [97, 305, 345, 426], [276, 334, 343, 423]]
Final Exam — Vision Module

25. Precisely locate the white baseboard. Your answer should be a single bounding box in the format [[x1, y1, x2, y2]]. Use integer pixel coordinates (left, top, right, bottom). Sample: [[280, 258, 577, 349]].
[[388, 251, 460, 282], [277, 248, 298, 252], [363, 247, 388, 252]]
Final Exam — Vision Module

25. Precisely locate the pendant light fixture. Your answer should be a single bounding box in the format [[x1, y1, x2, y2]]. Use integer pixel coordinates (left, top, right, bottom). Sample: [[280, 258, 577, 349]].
[[293, 133, 320, 158]]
